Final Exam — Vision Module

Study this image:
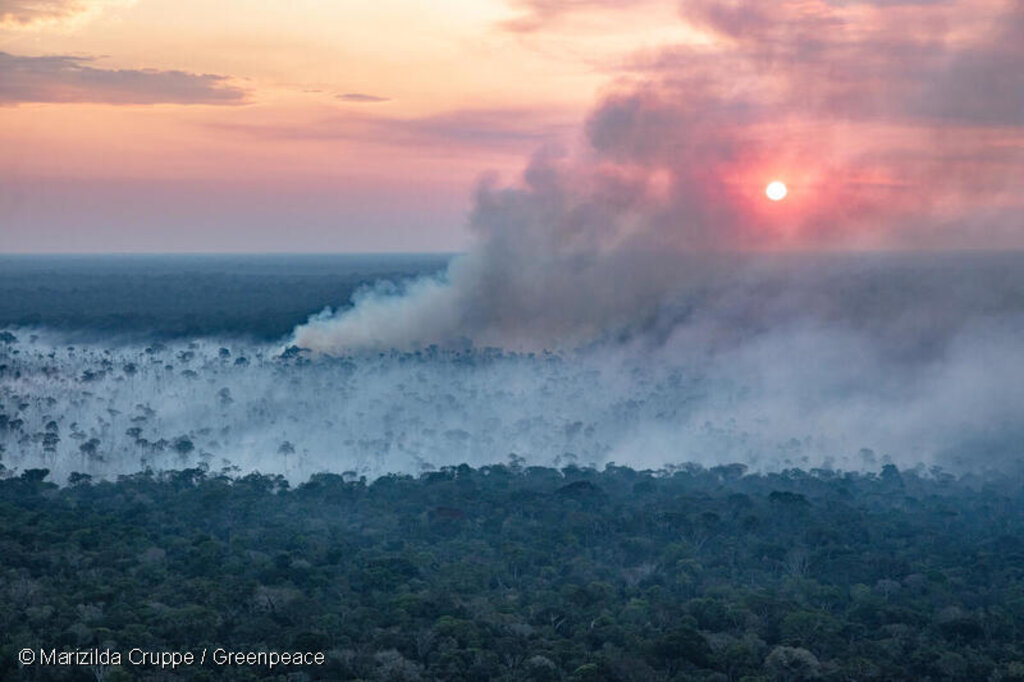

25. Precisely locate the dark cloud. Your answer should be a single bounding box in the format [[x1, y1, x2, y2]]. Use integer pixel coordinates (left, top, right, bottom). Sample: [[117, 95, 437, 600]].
[[910, 6, 1024, 126], [336, 93, 390, 103], [673, 0, 1024, 127], [500, 0, 949, 33], [0, 52, 246, 105]]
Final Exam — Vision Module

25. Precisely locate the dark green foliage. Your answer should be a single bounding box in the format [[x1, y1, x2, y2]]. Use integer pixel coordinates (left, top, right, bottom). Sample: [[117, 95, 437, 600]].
[[2, 464, 1024, 680]]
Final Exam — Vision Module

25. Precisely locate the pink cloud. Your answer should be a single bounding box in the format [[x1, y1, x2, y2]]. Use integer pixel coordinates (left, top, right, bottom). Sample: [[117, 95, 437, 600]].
[[567, 0, 1024, 249]]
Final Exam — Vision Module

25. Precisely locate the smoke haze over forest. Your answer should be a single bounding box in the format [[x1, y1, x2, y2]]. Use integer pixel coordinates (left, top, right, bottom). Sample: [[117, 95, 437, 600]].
[[3, 253, 1023, 482]]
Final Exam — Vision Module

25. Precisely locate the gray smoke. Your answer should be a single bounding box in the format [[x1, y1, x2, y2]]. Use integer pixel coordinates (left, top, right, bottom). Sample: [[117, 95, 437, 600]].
[[5, 254, 1024, 482], [292, 0, 1024, 354]]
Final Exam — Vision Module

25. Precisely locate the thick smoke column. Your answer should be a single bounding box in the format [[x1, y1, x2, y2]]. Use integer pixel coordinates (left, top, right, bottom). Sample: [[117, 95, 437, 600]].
[[290, 104, 780, 353], [223, 1, 1024, 479], [294, 147, 718, 352], [292, 0, 1024, 354]]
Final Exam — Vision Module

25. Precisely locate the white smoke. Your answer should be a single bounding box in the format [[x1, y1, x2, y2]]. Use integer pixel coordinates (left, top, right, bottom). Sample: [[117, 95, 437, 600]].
[[5, 255, 1024, 483], [291, 151, 704, 353]]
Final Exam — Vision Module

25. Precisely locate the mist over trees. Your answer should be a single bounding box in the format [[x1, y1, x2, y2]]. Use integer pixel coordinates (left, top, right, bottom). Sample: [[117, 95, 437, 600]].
[[3, 254, 1024, 681], [6, 279, 1024, 482]]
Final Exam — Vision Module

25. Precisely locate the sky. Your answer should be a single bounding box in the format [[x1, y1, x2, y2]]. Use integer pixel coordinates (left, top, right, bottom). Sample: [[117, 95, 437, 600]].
[[1, 0, 1022, 253]]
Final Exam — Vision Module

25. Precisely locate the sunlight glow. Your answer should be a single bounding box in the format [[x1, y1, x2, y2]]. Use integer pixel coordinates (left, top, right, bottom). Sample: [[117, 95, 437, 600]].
[[766, 181, 788, 201]]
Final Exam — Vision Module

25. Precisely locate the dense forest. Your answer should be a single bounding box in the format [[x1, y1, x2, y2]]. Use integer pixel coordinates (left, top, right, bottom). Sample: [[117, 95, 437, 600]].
[[3, 463, 1024, 681]]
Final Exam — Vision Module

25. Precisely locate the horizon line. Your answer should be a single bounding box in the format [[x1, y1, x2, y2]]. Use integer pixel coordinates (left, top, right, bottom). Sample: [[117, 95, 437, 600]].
[[2, 248, 1024, 257]]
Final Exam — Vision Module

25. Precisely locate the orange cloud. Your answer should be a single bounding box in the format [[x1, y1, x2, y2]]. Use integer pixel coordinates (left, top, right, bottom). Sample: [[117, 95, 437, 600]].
[[0, 0, 132, 29]]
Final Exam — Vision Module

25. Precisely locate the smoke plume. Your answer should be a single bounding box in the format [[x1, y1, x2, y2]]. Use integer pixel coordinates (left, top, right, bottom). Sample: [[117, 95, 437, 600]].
[[292, 0, 1024, 354]]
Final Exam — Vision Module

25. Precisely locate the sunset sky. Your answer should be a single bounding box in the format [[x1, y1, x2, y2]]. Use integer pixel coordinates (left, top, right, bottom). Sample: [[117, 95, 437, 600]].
[[1, 0, 1022, 252]]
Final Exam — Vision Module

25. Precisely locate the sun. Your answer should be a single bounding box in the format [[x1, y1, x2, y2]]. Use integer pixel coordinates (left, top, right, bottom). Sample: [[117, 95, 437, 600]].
[[765, 180, 788, 201]]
